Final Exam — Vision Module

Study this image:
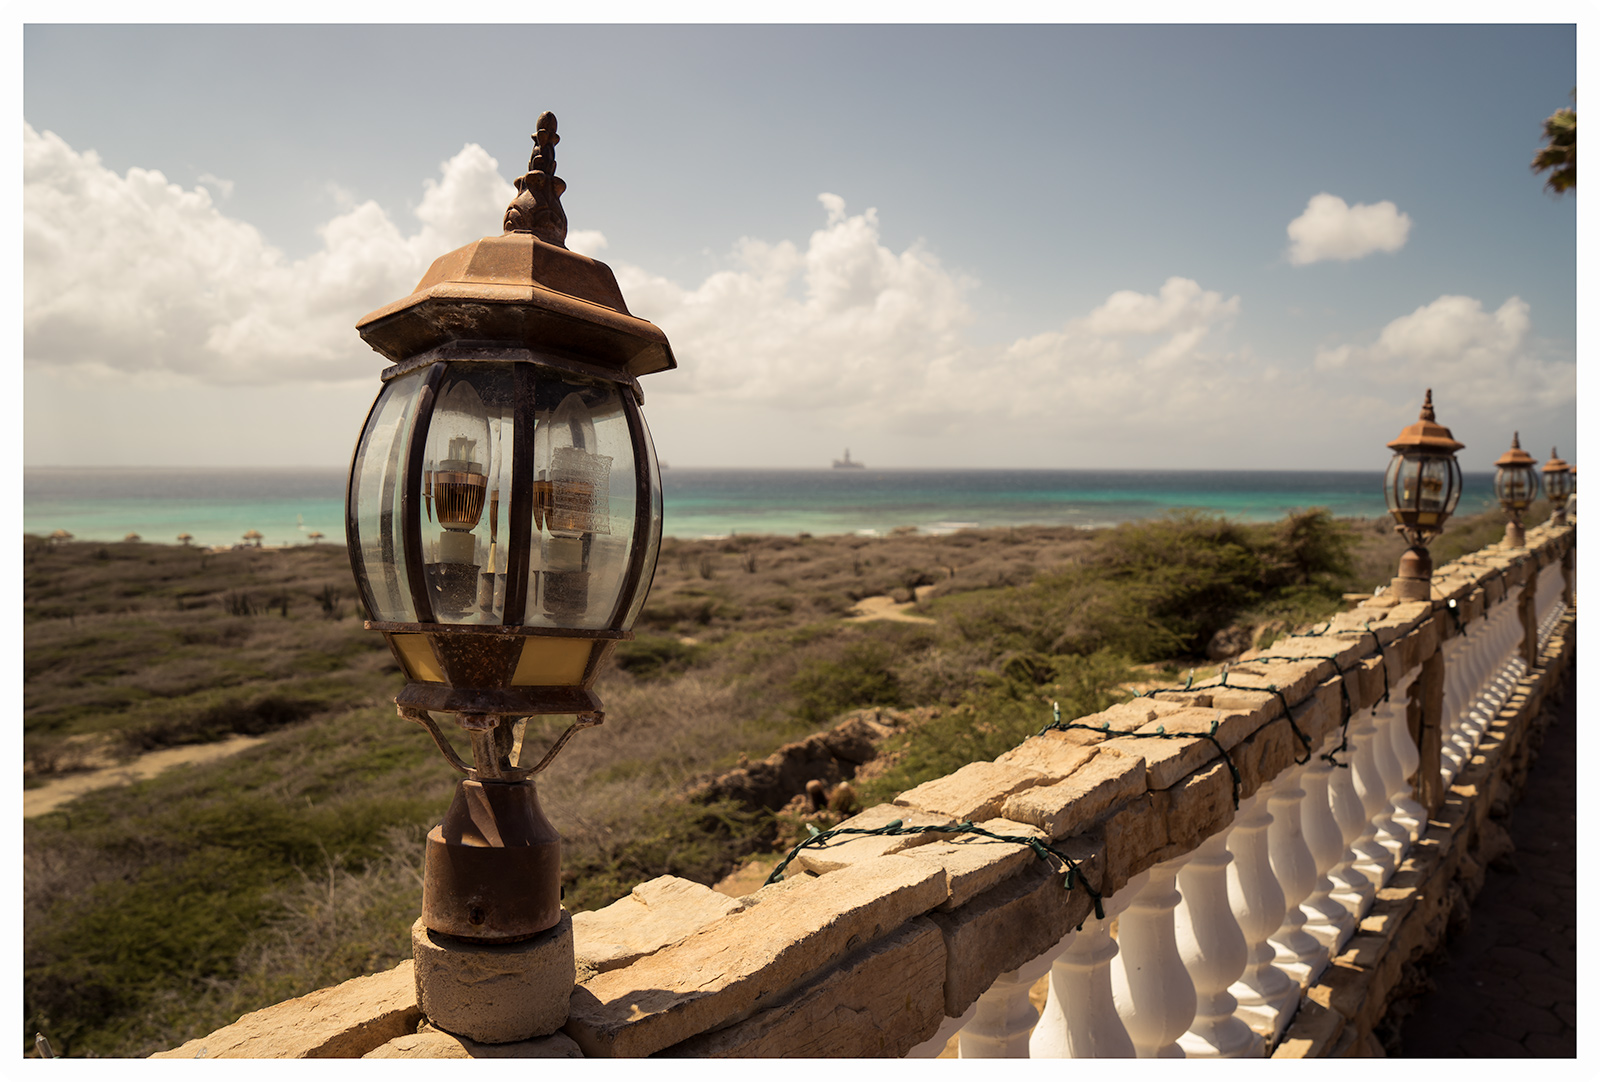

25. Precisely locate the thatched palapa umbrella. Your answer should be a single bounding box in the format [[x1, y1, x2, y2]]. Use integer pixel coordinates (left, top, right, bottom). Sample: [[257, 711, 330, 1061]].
[[123, 533, 141, 543], [243, 529, 264, 548], [49, 529, 73, 544], [177, 533, 194, 546]]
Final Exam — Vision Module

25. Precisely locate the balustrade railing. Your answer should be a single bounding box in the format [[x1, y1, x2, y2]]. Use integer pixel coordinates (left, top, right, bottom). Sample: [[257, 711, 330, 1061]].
[[931, 526, 1572, 1060]]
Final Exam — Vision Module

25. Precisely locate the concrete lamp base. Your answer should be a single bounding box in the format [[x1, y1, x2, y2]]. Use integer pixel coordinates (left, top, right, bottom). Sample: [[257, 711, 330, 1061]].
[[412, 910, 575, 1044]]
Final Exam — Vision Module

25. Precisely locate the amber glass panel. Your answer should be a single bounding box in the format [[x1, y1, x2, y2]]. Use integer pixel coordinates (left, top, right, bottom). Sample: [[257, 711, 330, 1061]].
[[350, 369, 427, 622], [510, 637, 594, 686]]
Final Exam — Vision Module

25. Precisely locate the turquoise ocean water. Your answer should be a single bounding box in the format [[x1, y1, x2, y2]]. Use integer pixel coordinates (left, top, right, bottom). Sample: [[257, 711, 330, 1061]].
[[23, 467, 1501, 549]]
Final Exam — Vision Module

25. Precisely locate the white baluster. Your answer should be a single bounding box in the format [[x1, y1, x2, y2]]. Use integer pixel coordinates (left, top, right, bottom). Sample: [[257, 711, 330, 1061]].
[[1225, 791, 1298, 1044], [1265, 759, 1329, 987], [1297, 739, 1357, 951], [1111, 860, 1197, 1058], [1325, 738, 1376, 919], [1031, 910, 1136, 1058], [1346, 709, 1399, 886], [1384, 670, 1426, 845], [1174, 828, 1262, 1058], [958, 951, 1058, 1058], [905, 1004, 977, 1058]]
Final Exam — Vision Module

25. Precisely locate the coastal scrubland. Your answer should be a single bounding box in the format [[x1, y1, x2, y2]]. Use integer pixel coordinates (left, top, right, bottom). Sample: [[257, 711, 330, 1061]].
[[21, 503, 1539, 1056]]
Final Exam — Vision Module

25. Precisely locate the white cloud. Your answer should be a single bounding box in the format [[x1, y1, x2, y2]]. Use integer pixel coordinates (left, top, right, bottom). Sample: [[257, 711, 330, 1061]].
[[1313, 294, 1572, 412], [1286, 193, 1412, 265], [196, 172, 234, 199], [24, 123, 514, 386]]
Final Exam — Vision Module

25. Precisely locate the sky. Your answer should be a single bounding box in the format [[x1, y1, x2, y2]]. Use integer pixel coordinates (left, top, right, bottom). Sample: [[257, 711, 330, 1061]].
[[19, 15, 1584, 473]]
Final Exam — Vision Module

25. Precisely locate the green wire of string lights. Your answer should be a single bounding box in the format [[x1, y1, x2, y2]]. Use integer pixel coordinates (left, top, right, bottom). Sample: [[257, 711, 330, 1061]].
[[762, 814, 1107, 919]]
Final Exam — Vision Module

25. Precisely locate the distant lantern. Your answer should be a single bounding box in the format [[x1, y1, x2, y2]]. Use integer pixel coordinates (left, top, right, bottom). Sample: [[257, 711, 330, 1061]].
[[1383, 389, 1464, 600], [1493, 432, 1540, 548], [1542, 447, 1573, 525], [343, 113, 673, 962]]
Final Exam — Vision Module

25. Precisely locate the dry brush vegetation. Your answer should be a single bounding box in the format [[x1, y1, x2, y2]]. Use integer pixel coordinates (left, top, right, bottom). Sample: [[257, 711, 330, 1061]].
[[21, 503, 1537, 1056]]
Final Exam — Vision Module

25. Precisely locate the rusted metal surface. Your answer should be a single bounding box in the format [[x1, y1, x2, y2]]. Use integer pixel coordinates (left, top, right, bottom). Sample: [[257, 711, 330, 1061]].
[[1386, 388, 1465, 454], [503, 112, 569, 246], [423, 779, 563, 942]]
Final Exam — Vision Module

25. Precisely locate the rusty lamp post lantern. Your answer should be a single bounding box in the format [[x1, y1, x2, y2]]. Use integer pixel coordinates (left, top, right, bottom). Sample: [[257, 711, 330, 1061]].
[[1383, 390, 1464, 601], [1493, 432, 1540, 549], [344, 113, 673, 957], [1541, 447, 1572, 526]]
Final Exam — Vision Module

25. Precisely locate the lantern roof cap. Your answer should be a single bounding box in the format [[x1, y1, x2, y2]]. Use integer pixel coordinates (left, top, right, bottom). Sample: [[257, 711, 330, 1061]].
[[1542, 447, 1571, 474], [1495, 431, 1538, 469], [355, 114, 675, 380], [1387, 389, 1464, 454]]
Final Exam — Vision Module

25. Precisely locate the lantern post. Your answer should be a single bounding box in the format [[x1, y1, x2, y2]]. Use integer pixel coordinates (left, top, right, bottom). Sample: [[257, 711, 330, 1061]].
[[344, 113, 673, 1043]]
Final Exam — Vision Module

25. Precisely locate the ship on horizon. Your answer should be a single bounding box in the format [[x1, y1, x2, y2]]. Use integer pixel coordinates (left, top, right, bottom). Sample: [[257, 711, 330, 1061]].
[[832, 448, 865, 469]]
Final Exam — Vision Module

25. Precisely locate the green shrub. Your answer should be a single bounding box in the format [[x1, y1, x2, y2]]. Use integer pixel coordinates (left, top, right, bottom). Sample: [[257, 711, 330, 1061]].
[[788, 641, 904, 726]]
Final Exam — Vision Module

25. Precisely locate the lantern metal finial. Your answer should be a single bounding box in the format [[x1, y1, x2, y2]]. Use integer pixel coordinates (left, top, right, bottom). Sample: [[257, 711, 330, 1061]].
[[1420, 388, 1436, 422], [503, 111, 568, 246]]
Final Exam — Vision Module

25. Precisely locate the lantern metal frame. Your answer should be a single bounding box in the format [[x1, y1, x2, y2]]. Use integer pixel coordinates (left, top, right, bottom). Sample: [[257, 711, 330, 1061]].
[[343, 113, 675, 944], [1493, 431, 1540, 548], [1542, 447, 1572, 525], [1382, 390, 1464, 599]]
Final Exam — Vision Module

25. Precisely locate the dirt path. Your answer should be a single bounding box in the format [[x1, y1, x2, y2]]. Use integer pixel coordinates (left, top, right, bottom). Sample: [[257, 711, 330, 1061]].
[[846, 587, 938, 624], [24, 734, 268, 818]]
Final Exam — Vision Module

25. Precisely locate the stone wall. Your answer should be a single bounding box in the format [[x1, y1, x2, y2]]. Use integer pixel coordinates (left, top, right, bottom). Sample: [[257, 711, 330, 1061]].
[[152, 523, 1575, 1059]]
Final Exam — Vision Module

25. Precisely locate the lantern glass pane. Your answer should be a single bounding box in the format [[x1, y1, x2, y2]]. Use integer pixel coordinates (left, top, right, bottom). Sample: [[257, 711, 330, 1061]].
[[1495, 466, 1538, 509], [624, 409, 664, 630], [1417, 457, 1450, 513], [349, 368, 428, 622], [420, 364, 516, 624], [1546, 468, 1572, 500], [1385, 454, 1416, 518], [1443, 458, 1462, 516], [523, 371, 639, 630]]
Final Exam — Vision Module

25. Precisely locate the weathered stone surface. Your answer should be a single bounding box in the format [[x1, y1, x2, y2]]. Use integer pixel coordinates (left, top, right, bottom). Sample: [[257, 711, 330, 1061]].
[[928, 852, 1098, 1016], [1232, 717, 1297, 799], [894, 760, 1045, 822], [1204, 687, 1278, 730], [413, 912, 574, 1044], [993, 732, 1098, 780], [1155, 760, 1234, 851], [152, 962, 420, 1059], [1098, 793, 1169, 892], [363, 1026, 583, 1058], [573, 876, 743, 979], [1000, 746, 1146, 838], [661, 918, 946, 1057], [1225, 658, 1326, 711], [1273, 997, 1346, 1059], [793, 804, 954, 875], [565, 854, 947, 1058], [898, 817, 1047, 910]]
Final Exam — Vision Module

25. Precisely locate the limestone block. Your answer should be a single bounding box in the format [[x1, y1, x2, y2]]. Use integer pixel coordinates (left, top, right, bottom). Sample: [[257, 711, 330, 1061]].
[[1000, 746, 1146, 838], [1225, 658, 1325, 710], [993, 731, 1098, 780], [894, 760, 1045, 822], [1231, 717, 1297, 799], [1272, 997, 1346, 1059], [1266, 632, 1371, 671], [1098, 792, 1169, 892], [1296, 678, 1344, 747], [565, 854, 947, 1058], [573, 876, 744, 979], [928, 857, 1097, 1017], [413, 912, 574, 1045], [1205, 687, 1278, 731], [897, 817, 1049, 910], [1095, 732, 1204, 792], [793, 804, 955, 875], [1154, 760, 1234, 851], [1352, 656, 1386, 713], [661, 917, 947, 1057], [151, 961, 420, 1059], [363, 1026, 583, 1058]]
